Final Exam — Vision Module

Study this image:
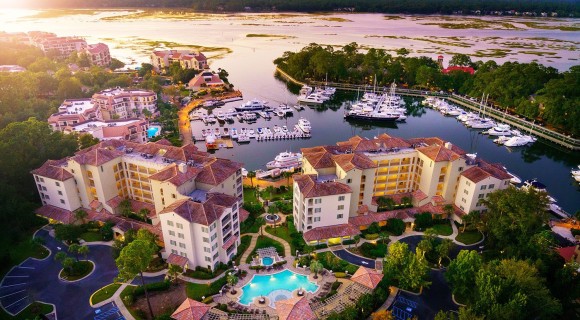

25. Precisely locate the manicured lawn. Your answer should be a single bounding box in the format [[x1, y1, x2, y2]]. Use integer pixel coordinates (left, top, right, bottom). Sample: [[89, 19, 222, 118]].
[[265, 225, 295, 252], [186, 277, 227, 301], [260, 186, 293, 201], [245, 236, 285, 263], [456, 230, 483, 245], [431, 223, 453, 236], [235, 235, 252, 265], [2, 302, 53, 320], [59, 260, 94, 281], [91, 283, 122, 305], [80, 231, 103, 242], [243, 187, 259, 204], [349, 242, 388, 259], [240, 217, 264, 234]]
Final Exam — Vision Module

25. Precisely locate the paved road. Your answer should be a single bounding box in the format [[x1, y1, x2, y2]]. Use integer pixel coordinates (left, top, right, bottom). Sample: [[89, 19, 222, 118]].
[[332, 249, 376, 268], [0, 228, 118, 320]]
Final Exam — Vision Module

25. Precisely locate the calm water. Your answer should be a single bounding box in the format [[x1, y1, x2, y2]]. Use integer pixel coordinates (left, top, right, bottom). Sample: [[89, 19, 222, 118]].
[[1, 10, 578, 212], [238, 269, 318, 306]]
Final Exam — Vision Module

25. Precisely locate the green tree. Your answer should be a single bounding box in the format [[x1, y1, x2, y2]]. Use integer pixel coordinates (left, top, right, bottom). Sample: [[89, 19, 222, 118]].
[[414, 213, 433, 231], [376, 196, 395, 211], [78, 245, 90, 260], [396, 48, 410, 57], [56, 77, 83, 99], [436, 238, 454, 266], [78, 134, 100, 150], [227, 272, 239, 294], [247, 171, 256, 188], [384, 242, 430, 291], [310, 260, 324, 279], [386, 218, 405, 236], [54, 224, 82, 243], [118, 199, 132, 217], [166, 263, 182, 284], [283, 171, 293, 187], [449, 54, 472, 67], [74, 209, 88, 224], [68, 244, 82, 262], [110, 58, 125, 70], [138, 208, 150, 222], [446, 250, 482, 302], [115, 239, 158, 319]]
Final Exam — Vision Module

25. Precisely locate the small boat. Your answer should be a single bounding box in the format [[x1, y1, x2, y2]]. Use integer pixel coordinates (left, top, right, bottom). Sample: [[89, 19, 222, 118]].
[[225, 113, 235, 122], [279, 104, 294, 115], [214, 128, 221, 136], [240, 128, 247, 136], [522, 178, 548, 192], [222, 128, 230, 137], [257, 128, 264, 135], [201, 129, 209, 138], [247, 129, 256, 139], [205, 115, 217, 124], [275, 109, 285, 117], [504, 134, 536, 147], [297, 118, 311, 133], [292, 104, 304, 111], [237, 135, 250, 144], [486, 124, 512, 136], [494, 136, 510, 145], [230, 128, 238, 139], [205, 135, 218, 150], [237, 113, 244, 121], [258, 111, 271, 119], [282, 125, 289, 134], [241, 168, 248, 177], [503, 167, 522, 184], [243, 112, 257, 122], [216, 111, 226, 122]]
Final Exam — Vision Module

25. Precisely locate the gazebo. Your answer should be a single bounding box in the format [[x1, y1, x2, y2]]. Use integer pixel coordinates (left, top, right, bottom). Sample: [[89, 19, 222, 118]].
[[275, 296, 316, 320], [171, 298, 211, 320], [350, 266, 384, 290]]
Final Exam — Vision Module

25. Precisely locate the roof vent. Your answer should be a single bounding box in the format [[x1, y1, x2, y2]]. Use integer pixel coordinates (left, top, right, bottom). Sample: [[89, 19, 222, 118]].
[[445, 142, 453, 149], [178, 163, 187, 173]]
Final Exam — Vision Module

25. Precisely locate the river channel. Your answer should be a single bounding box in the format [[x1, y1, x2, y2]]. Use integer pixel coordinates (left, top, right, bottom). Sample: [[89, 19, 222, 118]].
[[1, 9, 578, 212]]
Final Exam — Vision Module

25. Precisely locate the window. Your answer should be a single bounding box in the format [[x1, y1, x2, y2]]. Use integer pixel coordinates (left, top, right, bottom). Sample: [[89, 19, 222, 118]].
[[461, 198, 466, 203], [40, 177, 44, 182], [55, 182, 60, 186], [101, 166, 104, 172], [314, 217, 321, 222], [170, 240, 177, 246], [169, 230, 175, 236], [42, 186, 47, 191], [176, 223, 183, 229], [181, 252, 187, 258], [314, 208, 321, 213], [167, 221, 174, 227], [45, 195, 50, 200], [210, 223, 215, 231], [213, 253, 219, 259], [172, 194, 176, 199], [203, 237, 209, 243], [480, 185, 487, 190], [171, 249, 178, 254], [489, 184, 495, 189], [337, 214, 343, 219], [466, 181, 471, 186], [314, 199, 322, 204], [178, 233, 184, 239], [211, 233, 217, 241], [60, 199, 65, 204], [202, 227, 208, 233], [460, 205, 465, 211], [212, 243, 218, 250], [338, 205, 344, 210], [458, 167, 463, 172], [347, 179, 352, 183], [478, 194, 484, 199], [205, 257, 211, 262], [204, 247, 211, 253], [58, 190, 63, 196], [338, 196, 345, 201], [179, 242, 186, 248], [463, 189, 469, 195]]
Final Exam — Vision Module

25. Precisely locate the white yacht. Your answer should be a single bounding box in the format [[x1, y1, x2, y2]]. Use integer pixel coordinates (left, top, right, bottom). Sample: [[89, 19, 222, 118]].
[[266, 151, 303, 169], [230, 128, 238, 139], [504, 134, 536, 147], [278, 104, 294, 115], [216, 111, 226, 122], [242, 112, 257, 122], [297, 118, 311, 133], [486, 124, 512, 136], [298, 94, 324, 105], [235, 99, 268, 112]]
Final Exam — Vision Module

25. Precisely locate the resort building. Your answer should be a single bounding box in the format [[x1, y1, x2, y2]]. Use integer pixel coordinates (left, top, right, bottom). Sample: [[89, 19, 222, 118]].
[[31, 139, 245, 270], [92, 88, 157, 120], [48, 99, 99, 131], [187, 70, 225, 91], [293, 134, 511, 243], [0, 65, 26, 73], [82, 43, 111, 67], [30, 33, 88, 58], [65, 118, 149, 144], [150, 50, 207, 72]]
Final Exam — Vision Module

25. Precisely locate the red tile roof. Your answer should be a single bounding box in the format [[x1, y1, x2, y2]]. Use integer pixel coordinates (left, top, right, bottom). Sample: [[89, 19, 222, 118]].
[[149, 164, 202, 187], [167, 253, 189, 267], [72, 147, 123, 166], [303, 224, 360, 242], [159, 193, 238, 226], [332, 153, 377, 171], [416, 144, 461, 162], [460, 167, 492, 183], [293, 175, 352, 198], [442, 66, 475, 75], [275, 296, 316, 320], [222, 235, 238, 250], [35, 205, 75, 224], [351, 266, 384, 289], [30, 159, 74, 181], [171, 298, 211, 320], [195, 158, 242, 186], [239, 208, 250, 222], [412, 189, 429, 202], [301, 151, 334, 169], [556, 246, 577, 262]]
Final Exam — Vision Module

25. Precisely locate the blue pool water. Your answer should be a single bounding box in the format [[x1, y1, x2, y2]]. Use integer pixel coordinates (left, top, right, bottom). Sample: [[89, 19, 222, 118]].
[[147, 127, 159, 138], [238, 269, 318, 306], [262, 257, 274, 266]]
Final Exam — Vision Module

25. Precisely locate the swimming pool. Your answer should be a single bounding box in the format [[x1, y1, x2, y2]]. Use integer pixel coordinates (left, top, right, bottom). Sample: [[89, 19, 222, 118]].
[[238, 269, 318, 306], [262, 257, 274, 266], [147, 127, 159, 138]]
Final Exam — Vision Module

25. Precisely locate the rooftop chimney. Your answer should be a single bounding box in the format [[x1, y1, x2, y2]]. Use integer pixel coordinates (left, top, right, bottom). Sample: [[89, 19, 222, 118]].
[[445, 142, 453, 149], [178, 163, 187, 173]]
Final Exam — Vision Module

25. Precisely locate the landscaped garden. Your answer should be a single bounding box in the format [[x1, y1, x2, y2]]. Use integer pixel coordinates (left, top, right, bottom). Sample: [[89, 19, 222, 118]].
[[455, 230, 483, 245], [234, 235, 252, 265], [91, 283, 122, 305], [58, 260, 93, 281], [186, 277, 227, 301], [430, 222, 453, 236], [259, 185, 293, 201], [264, 215, 305, 253], [121, 280, 185, 319], [348, 242, 388, 259], [245, 236, 285, 263]]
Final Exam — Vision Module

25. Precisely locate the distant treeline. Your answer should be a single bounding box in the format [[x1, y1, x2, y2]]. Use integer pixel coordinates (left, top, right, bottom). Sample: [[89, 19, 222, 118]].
[[26, 0, 580, 15], [274, 43, 580, 137]]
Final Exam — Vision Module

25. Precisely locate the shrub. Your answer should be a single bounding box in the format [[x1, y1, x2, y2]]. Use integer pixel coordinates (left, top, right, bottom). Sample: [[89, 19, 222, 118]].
[[133, 280, 171, 297], [359, 242, 388, 259], [342, 239, 357, 245], [334, 272, 347, 278], [385, 218, 405, 236], [364, 233, 379, 240], [414, 212, 433, 231], [365, 222, 381, 234], [345, 264, 358, 274]]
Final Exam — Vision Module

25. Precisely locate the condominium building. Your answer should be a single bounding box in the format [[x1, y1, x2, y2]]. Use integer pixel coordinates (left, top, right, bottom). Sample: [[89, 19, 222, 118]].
[[66, 118, 149, 144], [150, 50, 207, 72], [48, 99, 99, 131], [92, 88, 157, 120], [32, 139, 245, 270], [83, 43, 111, 67], [30, 33, 87, 58], [293, 134, 511, 243]]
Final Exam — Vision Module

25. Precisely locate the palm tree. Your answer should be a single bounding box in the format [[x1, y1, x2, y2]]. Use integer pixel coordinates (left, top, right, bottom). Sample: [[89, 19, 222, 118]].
[[443, 204, 454, 219], [247, 171, 256, 188], [68, 244, 81, 262], [283, 171, 293, 187], [379, 231, 389, 244], [227, 273, 239, 294], [309, 260, 324, 279], [74, 209, 87, 224], [166, 264, 182, 284], [78, 245, 90, 260], [139, 208, 150, 222]]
